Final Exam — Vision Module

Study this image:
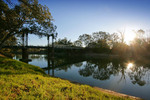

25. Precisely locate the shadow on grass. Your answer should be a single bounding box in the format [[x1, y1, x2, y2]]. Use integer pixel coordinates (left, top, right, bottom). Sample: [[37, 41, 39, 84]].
[[0, 56, 46, 76]]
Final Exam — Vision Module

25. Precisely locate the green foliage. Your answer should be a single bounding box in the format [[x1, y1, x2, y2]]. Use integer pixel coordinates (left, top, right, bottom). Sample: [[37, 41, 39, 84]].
[[74, 40, 82, 47], [88, 40, 110, 53], [55, 37, 73, 46], [92, 31, 109, 42], [111, 42, 129, 56], [0, 0, 20, 47], [129, 29, 150, 58], [0, 0, 56, 48], [79, 34, 93, 47], [78, 32, 112, 53], [0, 56, 134, 100], [76, 29, 150, 58]]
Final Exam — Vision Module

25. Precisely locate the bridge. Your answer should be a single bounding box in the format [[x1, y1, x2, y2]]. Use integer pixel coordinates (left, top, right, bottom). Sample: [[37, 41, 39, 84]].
[[2, 45, 83, 50], [1, 32, 57, 63], [2, 32, 83, 63]]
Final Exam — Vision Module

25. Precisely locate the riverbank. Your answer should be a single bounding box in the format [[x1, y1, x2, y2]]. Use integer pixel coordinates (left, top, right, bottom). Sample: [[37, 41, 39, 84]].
[[0, 55, 142, 100]]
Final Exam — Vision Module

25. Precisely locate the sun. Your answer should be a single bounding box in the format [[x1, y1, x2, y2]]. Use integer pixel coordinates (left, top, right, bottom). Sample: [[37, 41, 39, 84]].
[[124, 29, 136, 44], [127, 63, 134, 69]]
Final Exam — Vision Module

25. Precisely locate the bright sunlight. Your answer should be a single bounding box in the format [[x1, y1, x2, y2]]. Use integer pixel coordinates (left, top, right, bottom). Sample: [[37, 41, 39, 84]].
[[124, 29, 136, 44], [127, 63, 134, 69]]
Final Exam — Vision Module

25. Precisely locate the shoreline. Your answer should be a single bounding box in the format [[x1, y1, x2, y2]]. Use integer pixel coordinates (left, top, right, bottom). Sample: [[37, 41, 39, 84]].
[[0, 54, 142, 100], [94, 87, 142, 100], [49, 75, 142, 100]]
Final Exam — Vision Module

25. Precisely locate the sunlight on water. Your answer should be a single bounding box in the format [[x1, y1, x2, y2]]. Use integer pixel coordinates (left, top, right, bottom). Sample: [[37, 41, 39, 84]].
[[127, 63, 134, 69], [13, 54, 150, 99]]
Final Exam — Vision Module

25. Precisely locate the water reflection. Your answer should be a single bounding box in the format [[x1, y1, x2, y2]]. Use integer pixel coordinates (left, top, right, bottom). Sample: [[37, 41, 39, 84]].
[[13, 54, 150, 99], [128, 66, 149, 86], [47, 58, 55, 76], [49, 57, 150, 86], [14, 55, 150, 87], [79, 60, 120, 80]]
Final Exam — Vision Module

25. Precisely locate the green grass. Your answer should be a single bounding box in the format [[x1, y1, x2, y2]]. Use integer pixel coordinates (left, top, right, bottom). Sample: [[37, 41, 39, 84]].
[[0, 56, 137, 100]]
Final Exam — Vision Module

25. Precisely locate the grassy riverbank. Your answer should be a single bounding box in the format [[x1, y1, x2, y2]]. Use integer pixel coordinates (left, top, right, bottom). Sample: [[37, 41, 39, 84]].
[[0, 56, 141, 100]]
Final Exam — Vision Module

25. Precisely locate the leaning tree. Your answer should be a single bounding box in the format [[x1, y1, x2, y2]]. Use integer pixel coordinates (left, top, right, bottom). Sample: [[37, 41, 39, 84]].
[[0, 0, 56, 49]]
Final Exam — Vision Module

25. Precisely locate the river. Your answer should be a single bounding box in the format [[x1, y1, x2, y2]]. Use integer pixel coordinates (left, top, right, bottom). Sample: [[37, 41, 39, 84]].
[[14, 54, 150, 100]]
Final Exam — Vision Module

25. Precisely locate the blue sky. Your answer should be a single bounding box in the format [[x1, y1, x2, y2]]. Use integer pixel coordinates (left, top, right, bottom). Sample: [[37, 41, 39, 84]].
[[16, 0, 150, 45]]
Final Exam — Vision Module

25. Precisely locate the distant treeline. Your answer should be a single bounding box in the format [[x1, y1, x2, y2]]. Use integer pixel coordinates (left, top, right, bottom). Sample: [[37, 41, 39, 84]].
[[54, 30, 150, 59]]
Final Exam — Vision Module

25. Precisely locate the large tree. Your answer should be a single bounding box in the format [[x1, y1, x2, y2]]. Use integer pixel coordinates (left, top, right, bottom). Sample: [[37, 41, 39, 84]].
[[73, 40, 82, 47], [92, 31, 109, 42], [108, 33, 119, 48], [55, 37, 73, 46], [78, 34, 92, 47], [118, 29, 125, 43], [0, 0, 55, 49]]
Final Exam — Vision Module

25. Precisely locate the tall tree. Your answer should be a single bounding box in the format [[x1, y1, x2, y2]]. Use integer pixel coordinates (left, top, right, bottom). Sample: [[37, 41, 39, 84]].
[[55, 37, 72, 46], [133, 29, 145, 45], [78, 34, 92, 47], [74, 40, 82, 47], [92, 31, 108, 42], [0, 0, 55, 49], [136, 29, 145, 39], [108, 33, 119, 48], [118, 29, 125, 43]]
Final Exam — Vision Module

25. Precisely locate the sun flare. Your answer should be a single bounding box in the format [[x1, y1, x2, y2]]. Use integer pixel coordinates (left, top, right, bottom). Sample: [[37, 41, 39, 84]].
[[127, 63, 134, 69], [124, 30, 136, 44]]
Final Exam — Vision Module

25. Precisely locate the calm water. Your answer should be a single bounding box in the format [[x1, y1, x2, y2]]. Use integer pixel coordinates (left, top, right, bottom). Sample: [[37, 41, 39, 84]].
[[14, 54, 150, 100]]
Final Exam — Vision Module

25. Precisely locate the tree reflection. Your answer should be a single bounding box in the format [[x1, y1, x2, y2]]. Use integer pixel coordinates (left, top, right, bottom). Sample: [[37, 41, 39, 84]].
[[74, 62, 83, 67], [44, 55, 84, 72], [44, 55, 150, 86], [79, 59, 122, 80], [79, 62, 95, 77], [128, 65, 149, 86], [78, 58, 150, 86], [93, 66, 112, 80]]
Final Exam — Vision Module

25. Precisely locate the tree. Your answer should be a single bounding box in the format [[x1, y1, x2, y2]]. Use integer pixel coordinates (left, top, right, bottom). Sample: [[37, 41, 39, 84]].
[[0, 0, 21, 48], [108, 33, 119, 48], [55, 37, 73, 46], [73, 40, 82, 47], [145, 30, 150, 44], [118, 29, 125, 43], [88, 40, 110, 53], [0, 0, 55, 49], [111, 42, 129, 56], [78, 34, 92, 47], [92, 31, 109, 42], [136, 29, 145, 39], [130, 29, 150, 57], [131, 29, 146, 46]]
